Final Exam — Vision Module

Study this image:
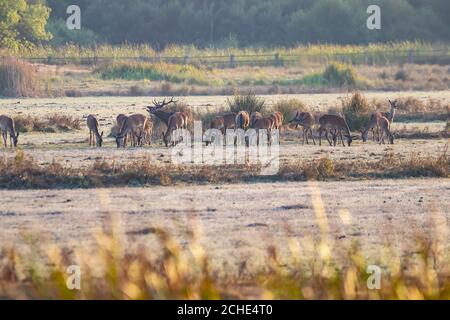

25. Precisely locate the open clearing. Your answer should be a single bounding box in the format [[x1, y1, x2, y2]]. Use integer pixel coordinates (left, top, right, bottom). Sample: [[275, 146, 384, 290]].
[[0, 91, 448, 269]]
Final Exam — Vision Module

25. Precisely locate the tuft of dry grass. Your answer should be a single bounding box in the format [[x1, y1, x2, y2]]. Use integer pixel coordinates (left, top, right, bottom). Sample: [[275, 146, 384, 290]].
[[14, 114, 80, 133], [341, 92, 372, 131], [272, 98, 307, 124], [0, 149, 448, 189], [0, 58, 41, 97], [227, 92, 266, 115]]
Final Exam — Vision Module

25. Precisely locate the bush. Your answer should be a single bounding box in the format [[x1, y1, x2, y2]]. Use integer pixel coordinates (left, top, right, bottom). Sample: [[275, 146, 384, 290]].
[[272, 98, 307, 123], [394, 69, 408, 81], [341, 92, 372, 131], [0, 58, 40, 97], [14, 114, 80, 133], [227, 92, 266, 114], [323, 63, 358, 87]]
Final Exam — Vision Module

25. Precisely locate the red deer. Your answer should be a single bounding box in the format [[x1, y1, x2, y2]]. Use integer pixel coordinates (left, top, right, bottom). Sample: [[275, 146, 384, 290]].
[[0, 115, 19, 148], [289, 111, 316, 145], [86, 115, 103, 147]]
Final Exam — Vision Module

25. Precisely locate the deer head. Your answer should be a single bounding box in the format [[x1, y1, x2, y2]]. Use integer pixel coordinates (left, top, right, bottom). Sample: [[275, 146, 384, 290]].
[[388, 99, 398, 109]]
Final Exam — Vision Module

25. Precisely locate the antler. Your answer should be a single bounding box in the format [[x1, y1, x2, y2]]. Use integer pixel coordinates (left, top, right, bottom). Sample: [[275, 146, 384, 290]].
[[152, 97, 177, 109]]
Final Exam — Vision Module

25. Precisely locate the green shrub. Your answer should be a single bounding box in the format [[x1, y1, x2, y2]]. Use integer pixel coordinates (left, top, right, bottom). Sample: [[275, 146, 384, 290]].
[[323, 63, 358, 87], [341, 92, 373, 131], [227, 92, 266, 114], [394, 69, 408, 81], [95, 62, 208, 85]]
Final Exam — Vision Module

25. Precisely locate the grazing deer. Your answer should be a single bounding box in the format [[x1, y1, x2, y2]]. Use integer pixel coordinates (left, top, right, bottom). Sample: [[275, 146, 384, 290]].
[[0, 115, 19, 148], [318, 114, 353, 147], [86, 115, 103, 147], [362, 113, 394, 144], [205, 116, 225, 146], [163, 113, 185, 147], [221, 113, 237, 130], [270, 111, 284, 130], [115, 114, 148, 148], [251, 116, 275, 145], [289, 111, 316, 145], [116, 114, 133, 147], [249, 112, 262, 127], [235, 111, 250, 130]]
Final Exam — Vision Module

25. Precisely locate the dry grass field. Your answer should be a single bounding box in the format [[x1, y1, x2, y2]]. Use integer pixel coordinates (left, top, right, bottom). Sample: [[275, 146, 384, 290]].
[[0, 91, 449, 299]]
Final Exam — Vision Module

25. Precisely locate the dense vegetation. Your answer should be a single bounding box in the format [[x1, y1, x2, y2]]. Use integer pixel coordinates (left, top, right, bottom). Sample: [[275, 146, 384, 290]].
[[1, 0, 449, 50]]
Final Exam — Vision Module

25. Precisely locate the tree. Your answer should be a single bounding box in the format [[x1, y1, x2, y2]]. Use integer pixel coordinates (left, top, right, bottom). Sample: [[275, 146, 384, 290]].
[[0, 0, 52, 50]]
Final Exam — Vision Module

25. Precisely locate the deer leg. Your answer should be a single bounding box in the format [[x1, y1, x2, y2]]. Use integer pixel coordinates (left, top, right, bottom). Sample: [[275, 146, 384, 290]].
[[339, 131, 345, 147], [379, 131, 385, 145], [310, 129, 316, 145], [2, 132, 7, 148], [318, 128, 323, 146], [89, 131, 92, 146], [325, 130, 333, 146]]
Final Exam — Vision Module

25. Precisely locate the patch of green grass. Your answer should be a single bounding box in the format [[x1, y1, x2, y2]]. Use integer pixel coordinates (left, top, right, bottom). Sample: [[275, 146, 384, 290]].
[[95, 62, 209, 85]]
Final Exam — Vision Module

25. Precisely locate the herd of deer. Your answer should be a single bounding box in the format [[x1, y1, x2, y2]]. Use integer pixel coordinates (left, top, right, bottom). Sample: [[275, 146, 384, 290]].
[[0, 98, 398, 149]]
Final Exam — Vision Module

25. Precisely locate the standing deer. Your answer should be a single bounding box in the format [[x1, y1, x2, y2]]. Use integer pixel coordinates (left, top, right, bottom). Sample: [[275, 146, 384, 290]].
[[143, 120, 153, 145], [86, 115, 103, 147], [163, 113, 185, 147], [0, 115, 19, 148], [362, 113, 394, 145], [318, 114, 353, 147], [369, 99, 398, 141], [289, 111, 316, 145], [115, 114, 148, 148], [235, 111, 250, 130], [146, 97, 178, 126]]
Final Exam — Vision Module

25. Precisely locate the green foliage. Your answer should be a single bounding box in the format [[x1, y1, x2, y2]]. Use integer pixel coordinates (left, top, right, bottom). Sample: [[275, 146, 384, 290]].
[[0, 0, 52, 50], [227, 92, 266, 114], [95, 62, 208, 85], [323, 63, 358, 87], [40, 0, 450, 47], [46, 19, 101, 46], [341, 91, 373, 131]]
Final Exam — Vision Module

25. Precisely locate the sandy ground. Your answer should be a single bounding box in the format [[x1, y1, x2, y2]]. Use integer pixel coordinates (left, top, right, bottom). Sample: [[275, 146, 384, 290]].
[[0, 179, 448, 268]]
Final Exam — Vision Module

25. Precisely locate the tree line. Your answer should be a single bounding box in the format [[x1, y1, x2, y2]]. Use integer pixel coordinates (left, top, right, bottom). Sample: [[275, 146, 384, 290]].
[[1, 0, 449, 49]]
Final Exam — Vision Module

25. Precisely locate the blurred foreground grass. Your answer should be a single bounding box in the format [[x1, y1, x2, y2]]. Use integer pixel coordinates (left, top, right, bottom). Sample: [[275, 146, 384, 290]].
[[0, 183, 448, 300]]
